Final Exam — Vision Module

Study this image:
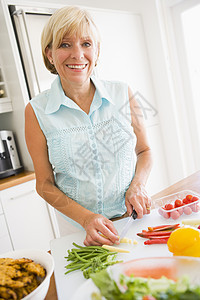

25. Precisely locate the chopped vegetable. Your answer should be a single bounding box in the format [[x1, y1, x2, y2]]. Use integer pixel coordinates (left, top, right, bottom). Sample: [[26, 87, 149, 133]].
[[137, 224, 180, 245], [182, 219, 200, 225], [64, 242, 122, 279], [102, 245, 130, 253], [144, 238, 169, 245], [132, 240, 138, 245], [100, 233, 133, 244], [138, 230, 172, 238], [147, 224, 180, 231], [120, 237, 132, 244]]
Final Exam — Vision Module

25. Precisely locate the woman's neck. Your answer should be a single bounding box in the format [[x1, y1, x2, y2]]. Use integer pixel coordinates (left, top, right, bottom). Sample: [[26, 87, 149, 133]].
[[61, 79, 95, 114]]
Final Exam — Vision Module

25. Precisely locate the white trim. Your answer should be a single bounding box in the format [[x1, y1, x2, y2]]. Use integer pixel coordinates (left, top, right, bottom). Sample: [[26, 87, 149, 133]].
[[158, 0, 200, 176], [165, 0, 200, 8]]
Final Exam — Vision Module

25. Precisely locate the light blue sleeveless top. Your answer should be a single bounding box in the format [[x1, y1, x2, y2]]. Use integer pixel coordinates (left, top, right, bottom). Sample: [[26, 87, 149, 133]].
[[30, 75, 137, 222]]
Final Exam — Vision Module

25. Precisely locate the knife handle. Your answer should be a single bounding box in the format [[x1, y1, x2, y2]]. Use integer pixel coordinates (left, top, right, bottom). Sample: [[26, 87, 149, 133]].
[[131, 209, 137, 219]]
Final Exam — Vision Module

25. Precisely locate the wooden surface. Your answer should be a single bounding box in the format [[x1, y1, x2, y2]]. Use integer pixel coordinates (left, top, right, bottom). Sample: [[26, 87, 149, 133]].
[[0, 171, 35, 191], [45, 170, 200, 300], [152, 170, 200, 201]]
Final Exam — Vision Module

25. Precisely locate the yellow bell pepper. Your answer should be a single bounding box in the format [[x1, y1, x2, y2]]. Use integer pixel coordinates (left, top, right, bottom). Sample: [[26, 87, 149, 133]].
[[167, 227, 200, 257]]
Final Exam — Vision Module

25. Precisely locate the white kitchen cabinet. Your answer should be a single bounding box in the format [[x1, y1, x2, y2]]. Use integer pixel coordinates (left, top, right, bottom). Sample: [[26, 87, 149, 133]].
[[0, 179, 58, 251], [0, 65, 12, 113], [0, 214, 13, 253], [0, 193, 13, 254]]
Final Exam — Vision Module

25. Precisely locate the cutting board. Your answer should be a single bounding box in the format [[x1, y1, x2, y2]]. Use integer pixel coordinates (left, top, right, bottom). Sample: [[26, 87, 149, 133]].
[[50, 209, 190, 299]]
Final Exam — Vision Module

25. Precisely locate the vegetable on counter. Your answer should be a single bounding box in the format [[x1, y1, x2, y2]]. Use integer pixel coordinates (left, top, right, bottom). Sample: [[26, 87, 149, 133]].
[[144, 238, 169, 245], [64, 242, 123, 279], [100, 233, 134, 244], [147, 224, 180, 231], [102, 245, 130, 253], [167, 226, 200, 257], [181, 219, 200, 226], [137, 223, 180, 245]]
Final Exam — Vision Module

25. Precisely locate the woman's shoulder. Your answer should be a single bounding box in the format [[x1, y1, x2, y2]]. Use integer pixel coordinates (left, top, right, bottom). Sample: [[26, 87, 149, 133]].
[[98, 77, 128, 88], [29, 88, 50, 111], [92, 76, 128, 96]]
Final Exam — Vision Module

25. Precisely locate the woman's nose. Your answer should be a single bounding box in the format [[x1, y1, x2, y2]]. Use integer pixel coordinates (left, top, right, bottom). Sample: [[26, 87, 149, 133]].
[[71, 45, 84, 60]]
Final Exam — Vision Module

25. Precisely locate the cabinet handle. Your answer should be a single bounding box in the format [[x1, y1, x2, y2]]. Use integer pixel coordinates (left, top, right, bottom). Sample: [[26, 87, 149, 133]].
[[9, 190, 35, 200]]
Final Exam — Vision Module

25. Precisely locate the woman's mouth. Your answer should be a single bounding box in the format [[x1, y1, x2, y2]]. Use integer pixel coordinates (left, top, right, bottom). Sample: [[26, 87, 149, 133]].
[[67, 64, 87, 69]]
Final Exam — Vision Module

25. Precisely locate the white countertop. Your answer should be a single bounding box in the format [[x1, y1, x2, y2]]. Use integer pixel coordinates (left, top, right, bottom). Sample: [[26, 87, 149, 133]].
[[50, 209, 200, 299]]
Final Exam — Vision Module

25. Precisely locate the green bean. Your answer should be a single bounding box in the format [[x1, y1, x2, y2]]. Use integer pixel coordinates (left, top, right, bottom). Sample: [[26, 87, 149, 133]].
[[73, 250, 88, 262], [64, 243, 122, 278]]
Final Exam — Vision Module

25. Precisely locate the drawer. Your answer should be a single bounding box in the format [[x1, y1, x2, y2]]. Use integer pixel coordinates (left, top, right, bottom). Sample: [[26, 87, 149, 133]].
[[0, 215, 13, 254], [0, 180, 36, 200]]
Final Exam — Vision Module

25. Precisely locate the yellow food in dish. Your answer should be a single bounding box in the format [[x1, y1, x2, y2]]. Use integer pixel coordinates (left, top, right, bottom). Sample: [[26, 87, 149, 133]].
[[0, 257, 46, 299]]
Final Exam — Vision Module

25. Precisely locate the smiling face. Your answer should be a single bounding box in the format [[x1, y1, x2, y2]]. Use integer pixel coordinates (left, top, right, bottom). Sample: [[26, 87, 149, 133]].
[[46, 33, 97, 87]]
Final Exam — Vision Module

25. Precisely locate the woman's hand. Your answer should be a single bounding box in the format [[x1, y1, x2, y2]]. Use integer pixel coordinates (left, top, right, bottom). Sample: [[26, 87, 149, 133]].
[[125, 182, 151, 219], [83, 213, 120, 246]]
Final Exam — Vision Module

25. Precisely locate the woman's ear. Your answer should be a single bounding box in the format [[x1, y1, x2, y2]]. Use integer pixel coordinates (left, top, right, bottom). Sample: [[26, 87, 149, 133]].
[[95, 43, 100, 67], [45, 47, 53, 64]]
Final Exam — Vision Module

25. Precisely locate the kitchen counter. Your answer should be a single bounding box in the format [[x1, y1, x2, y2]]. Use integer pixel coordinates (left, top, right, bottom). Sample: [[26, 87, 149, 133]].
[[0, 171, 35, 191], [45, 170, 200, 300]]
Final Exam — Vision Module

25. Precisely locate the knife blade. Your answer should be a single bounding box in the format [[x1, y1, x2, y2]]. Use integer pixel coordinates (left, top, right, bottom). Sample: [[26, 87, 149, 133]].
[[119, 209, 137, 241]]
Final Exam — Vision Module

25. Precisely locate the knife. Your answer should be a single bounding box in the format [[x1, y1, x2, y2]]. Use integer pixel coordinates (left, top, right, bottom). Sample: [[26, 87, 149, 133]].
[[119, 209, 137, 241]]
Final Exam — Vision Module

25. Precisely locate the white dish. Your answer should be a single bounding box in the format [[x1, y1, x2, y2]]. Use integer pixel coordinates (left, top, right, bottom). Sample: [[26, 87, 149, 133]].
[[71, 278, 99, 300], [71, 256, 200, 300], [0, 248, 54, 300]]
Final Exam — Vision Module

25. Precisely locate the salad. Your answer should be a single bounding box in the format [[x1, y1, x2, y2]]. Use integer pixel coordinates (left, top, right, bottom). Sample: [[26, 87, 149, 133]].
[[90, 269, 200, 300]]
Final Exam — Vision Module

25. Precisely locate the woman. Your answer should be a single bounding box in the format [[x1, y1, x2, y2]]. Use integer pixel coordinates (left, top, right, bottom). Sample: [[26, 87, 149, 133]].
[[25, 6, 152, 246]]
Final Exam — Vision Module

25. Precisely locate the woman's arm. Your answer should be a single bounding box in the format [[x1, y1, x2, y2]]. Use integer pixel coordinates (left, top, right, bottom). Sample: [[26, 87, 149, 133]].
[[125, 87, 153, 218], [25, 103, 119, 246]]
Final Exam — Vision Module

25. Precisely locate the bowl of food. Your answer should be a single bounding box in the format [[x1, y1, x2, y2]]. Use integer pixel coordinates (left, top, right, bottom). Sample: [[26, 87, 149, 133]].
[[0, 249, 54, 300], [154, 190, 200, 220], [71, 256, 200, 300]]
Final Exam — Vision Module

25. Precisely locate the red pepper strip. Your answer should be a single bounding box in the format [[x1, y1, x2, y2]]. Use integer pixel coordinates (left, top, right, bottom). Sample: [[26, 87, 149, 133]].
[[147, 224, 180, 232], [137, 231, 172, 238], [149, 235, 171, 239], [144, 238, 169, 245]]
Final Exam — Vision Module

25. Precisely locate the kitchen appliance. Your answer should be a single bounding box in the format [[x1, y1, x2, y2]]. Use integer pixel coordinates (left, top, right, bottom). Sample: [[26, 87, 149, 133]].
[[0, 130, 23, 179]]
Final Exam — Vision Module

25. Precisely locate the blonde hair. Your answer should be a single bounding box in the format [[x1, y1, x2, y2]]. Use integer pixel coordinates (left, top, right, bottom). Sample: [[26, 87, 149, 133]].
[[41, 6, 101, 74]]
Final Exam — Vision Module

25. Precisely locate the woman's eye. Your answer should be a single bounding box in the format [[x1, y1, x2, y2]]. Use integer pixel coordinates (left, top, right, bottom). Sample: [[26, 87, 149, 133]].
[[60, 43, 71, 48], [83, 42, 91, 47]]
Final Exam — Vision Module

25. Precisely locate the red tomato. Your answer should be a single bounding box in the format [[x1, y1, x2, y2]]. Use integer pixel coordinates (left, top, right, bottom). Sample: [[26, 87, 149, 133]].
[[174, 199, 182, 207], [186, 194, 193, 202], [164, 203, 174, 210], [177, 207, 183, 215], [191, 203, 198, 212], [183, 206, 192, 215], [191, 196, 199, 202], [171, 210, 180, 220], [163, 211, 170, 219], [182, 198, 190, 205]]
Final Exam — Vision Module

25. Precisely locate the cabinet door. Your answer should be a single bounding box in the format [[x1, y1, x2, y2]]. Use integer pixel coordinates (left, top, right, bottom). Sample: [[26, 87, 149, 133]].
[[1, 180, 55, 251], [0, 215, 13, 253], [0, 198, 3, 215]]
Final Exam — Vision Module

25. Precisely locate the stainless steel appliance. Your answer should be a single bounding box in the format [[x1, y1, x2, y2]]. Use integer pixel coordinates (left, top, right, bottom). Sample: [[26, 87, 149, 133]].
[[0, 130, 23, 179]]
